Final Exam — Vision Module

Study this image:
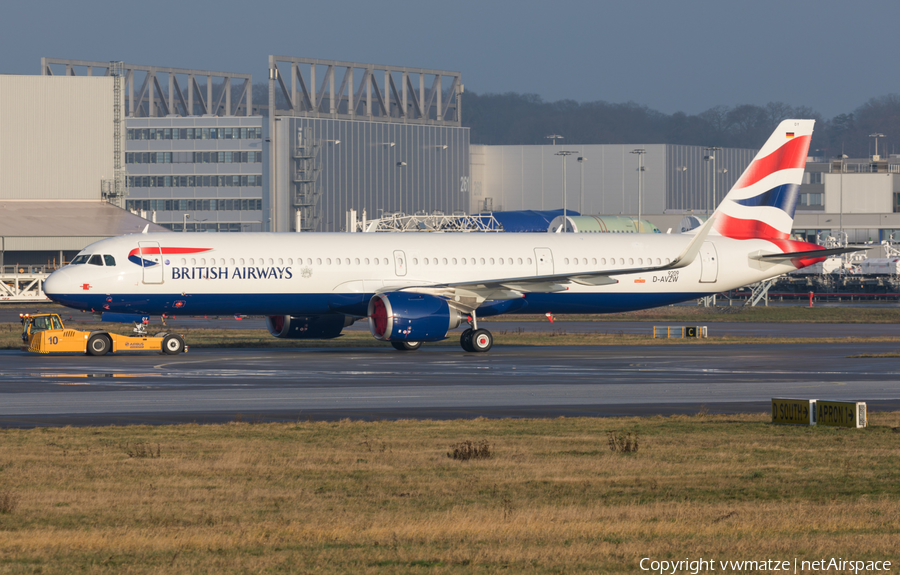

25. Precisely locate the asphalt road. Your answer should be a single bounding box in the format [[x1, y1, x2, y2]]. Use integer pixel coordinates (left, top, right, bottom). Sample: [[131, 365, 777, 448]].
[[2, 341, 899, 427]]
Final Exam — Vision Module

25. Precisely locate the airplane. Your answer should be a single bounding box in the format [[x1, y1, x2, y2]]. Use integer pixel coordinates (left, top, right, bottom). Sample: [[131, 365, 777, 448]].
[[44, 119, 849, 353]]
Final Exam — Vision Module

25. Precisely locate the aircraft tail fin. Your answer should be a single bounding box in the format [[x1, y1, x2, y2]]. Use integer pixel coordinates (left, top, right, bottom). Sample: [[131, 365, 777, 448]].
[[712, 119, 814, 241]]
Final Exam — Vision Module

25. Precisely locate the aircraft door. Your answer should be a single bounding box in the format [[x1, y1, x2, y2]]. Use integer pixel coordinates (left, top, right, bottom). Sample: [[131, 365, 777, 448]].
[[699, 242, 718, 283], [534, 248, 554, 275], [137, 241, 164, 284], [393, 250, 407, 277]]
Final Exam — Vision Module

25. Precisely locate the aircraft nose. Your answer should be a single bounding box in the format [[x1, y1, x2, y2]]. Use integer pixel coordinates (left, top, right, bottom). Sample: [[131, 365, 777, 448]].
[[43, 268, 68, 300]]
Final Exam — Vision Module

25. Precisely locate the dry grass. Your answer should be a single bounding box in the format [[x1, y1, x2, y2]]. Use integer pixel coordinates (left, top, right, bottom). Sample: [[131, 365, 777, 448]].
[[0, 413, 899, 573]]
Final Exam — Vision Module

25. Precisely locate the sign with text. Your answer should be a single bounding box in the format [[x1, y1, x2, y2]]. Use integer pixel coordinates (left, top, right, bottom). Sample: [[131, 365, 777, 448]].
[[772, 398, 816, 425], [817, 401, 867, 428]]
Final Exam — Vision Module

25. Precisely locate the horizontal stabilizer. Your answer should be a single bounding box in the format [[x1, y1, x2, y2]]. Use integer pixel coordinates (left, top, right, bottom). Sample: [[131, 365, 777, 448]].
[[750, 246, 866, 262]]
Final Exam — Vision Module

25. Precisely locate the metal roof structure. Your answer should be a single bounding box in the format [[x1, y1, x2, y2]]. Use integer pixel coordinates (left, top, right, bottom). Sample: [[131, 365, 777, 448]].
[[0, 201, 168, 251], [269, 55, 462, 125], [41, 58, 254, 117]]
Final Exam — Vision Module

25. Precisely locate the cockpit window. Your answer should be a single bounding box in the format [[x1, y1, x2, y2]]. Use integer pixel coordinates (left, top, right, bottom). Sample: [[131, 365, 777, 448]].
[[70, 255, 89, 265], [88, 255, 103, 266], [103, 255, 116, 266]]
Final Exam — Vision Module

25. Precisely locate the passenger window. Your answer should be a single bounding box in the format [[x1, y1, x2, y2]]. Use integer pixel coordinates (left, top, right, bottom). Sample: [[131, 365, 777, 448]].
[[269, 258, 274, 265], [287, 258, 292, 265], [88, 254, 103, 266], [316, 258, 322, 265], [326, 258, 332, 265], [345, 258, 350, 265], [564, 258, 570, 265], [432, 258, 438, 265], [527, 258, 532, 264], [479, 258, 485, 265], [517, 258, 522, 265], [307, 258, 312, 265], [489, 258, 495, 265], [103, 255, 116, 266], [583, 258, 588, 265], [442, 258, 448, 265], [452, 258, 457, 265], [239, 258, 245, 265], [638, 258, 643, 265], [592, 258, 597, 265], [413, 258, 418, 265], [335, 258, 341, 265], [382, 258, 388, 265], [656, 258, 661, 265], [248, 258, 253, 265], [200, 258, 206, 265], [355, 258, 360, 265], [365, 258, 370, 265], [278, 258, 284, 265], [619, 258, 625, 265], [629, 258, 634, 265]]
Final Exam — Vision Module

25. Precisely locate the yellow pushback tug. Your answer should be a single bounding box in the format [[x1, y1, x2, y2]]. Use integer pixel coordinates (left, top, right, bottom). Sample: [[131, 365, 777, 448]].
[[20, 313, 186, 356]]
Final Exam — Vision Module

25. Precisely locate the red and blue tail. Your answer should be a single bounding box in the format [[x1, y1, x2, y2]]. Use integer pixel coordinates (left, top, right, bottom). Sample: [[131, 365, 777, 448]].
[[712, 119, 823, 267]]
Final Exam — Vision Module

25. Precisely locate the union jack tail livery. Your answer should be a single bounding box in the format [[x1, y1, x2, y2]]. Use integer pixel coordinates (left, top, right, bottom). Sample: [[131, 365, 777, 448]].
[[711, 119, 822, 267]]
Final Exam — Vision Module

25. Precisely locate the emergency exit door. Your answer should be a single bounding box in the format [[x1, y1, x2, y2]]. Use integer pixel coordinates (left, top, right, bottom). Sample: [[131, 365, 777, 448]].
[[699, 242, 718, 283]]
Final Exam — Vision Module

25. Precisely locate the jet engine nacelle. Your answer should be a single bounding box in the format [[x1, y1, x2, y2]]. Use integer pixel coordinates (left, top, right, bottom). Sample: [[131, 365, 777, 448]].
[[368, 292, 463, 342], [265, 314, 355, 339]]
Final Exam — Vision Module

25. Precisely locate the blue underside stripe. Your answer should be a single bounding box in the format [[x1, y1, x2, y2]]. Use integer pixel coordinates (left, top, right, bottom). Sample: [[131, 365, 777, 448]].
[[49, 291, 707, 317]]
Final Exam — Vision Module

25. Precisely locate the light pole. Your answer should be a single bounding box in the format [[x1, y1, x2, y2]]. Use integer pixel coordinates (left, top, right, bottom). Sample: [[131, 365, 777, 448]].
[[630, 149, 646, 231], [838, 153, 848, 236], [577, 156, 586, 215], [870, 133, 885, 160], [546, 134, 564, 146], [704, 147, 720, 216], [182, 213, 190, 232], [555, 150, 579, 230]]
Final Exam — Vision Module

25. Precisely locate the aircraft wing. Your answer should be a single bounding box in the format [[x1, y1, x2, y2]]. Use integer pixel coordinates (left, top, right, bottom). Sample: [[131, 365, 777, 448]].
[[387, 216, 717, 312]]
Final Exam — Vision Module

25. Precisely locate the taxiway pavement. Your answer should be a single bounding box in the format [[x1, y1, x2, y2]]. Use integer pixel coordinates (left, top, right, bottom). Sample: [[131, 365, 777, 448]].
[[1, 341, 899, 427]]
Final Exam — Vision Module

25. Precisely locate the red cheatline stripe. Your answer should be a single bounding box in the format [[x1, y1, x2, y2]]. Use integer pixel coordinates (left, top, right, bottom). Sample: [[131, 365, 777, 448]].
[[714, 213, 789, 240], [733, 135, 811, 190], [128, 247, 212, 257]]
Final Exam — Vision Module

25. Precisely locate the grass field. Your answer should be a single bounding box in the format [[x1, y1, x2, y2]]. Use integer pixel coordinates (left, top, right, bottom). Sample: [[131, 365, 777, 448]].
[[4, 320, 900, 351], [0, 414, 898, 573]]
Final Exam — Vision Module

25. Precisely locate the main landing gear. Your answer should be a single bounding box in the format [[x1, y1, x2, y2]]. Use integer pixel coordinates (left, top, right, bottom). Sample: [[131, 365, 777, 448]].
[[460, 311, 492, 353]]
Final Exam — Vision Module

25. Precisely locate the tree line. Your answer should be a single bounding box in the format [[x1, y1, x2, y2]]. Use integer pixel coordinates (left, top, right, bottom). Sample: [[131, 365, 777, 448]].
[[462, 91, 900, 159], [249, 81, 900, 158]]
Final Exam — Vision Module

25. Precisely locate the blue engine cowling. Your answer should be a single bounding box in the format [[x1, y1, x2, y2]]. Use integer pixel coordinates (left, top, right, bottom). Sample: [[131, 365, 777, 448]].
[[368, 292, 463, 342], [266, 314, 355, 339]]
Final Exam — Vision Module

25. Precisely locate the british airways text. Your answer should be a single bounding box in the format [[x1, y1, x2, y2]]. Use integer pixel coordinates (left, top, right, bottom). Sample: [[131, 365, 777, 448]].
[[171, 267, 293, 280]]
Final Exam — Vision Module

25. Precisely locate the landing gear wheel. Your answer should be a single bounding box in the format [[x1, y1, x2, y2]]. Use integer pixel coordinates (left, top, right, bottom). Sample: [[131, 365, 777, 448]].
[[162, 334, 185, 355], [460, 329, 474, 352], [86, 334, 111, 356], [391, 341, 422, 351], [470, 329, 493, 353]]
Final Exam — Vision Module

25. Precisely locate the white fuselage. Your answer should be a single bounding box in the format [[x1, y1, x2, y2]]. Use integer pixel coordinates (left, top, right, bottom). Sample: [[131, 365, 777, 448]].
[[44, 231, 794, 318]]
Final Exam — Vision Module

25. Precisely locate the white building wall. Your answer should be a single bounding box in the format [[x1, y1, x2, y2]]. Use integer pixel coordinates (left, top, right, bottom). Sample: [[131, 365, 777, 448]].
[[474, 144, 667, 216], [0, 76, 114, 200], [823, 173, 892, 214]]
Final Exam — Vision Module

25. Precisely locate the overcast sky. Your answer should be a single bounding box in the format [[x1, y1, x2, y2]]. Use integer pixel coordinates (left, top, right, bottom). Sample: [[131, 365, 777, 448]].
[[2, 0, 896, 119]]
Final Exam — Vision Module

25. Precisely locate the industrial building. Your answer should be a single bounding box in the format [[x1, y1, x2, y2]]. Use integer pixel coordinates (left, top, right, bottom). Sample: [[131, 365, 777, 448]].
[[266, 56, 467, 232], [0, 73, 166, 273], [40, 58, 265, 233]]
